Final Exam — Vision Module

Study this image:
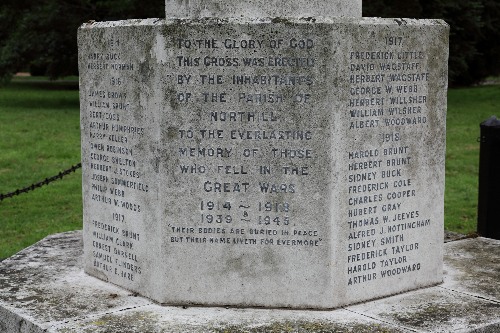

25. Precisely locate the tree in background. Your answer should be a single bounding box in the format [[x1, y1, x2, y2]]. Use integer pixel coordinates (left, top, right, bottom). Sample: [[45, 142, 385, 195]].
[[467, 0, 500, 85], [0, 0, 499, 86], [364, 0, 500, 86], [0, 0, 163, 82]]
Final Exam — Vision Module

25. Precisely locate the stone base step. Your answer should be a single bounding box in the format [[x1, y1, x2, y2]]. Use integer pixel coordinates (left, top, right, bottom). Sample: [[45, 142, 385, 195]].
[[1, 231, 499, 332]]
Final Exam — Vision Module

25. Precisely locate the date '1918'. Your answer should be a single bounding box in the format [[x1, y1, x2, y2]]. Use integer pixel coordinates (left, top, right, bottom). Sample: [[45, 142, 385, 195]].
[[258, 202, 290, 212], [381, 132, 401, 143]]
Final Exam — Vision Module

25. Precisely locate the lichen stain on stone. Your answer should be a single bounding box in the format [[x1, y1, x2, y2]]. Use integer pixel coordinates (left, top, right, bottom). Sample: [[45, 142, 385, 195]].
[[162, 23, 188, 43], [300, 17, 317, 23], [484, 302, 500, 310], [212, 320, 401, 333], [164, 127, 179, 140], [138, 62, 153, 84], [82, 311, 161, 333], [391, 303, 453, 328], [271, 17, 292, 24], [446, 240, 500, 298], [226, 255, 245, 273], [164, 86, 179, 110], [152, 156, 161, 173]]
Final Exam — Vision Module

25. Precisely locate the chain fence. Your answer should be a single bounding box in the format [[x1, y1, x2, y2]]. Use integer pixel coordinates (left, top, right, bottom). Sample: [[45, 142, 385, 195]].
[[0, 163, 82, 202]]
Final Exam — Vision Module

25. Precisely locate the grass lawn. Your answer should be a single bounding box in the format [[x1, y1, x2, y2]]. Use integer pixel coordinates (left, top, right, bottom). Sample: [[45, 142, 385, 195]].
[[0, 76, 82, 259], [445, 84, 500, 233], [0, 76, 499, 259]]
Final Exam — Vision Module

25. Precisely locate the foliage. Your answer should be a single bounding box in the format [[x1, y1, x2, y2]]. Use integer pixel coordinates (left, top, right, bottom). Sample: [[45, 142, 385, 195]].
[[364, 0, 500, 86], [0, 0, 164, 81], [0, 0, 498, 85]]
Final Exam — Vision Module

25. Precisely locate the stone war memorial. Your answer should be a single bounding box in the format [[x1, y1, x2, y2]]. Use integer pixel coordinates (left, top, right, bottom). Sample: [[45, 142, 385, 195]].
[[5, 1, 500, 331], [78, 0, 449, 309]]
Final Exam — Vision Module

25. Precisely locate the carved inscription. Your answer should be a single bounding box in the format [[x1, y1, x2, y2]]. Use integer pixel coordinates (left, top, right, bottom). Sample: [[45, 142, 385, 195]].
[[346, 33, 432, 287], [166, 30, 325, 249], [80, 22, 445, 306], [83, 35, 146, 282]]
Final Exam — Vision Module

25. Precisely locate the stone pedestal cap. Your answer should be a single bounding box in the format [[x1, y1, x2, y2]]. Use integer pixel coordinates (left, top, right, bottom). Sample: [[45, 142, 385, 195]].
[[165, 0, 362, 18]]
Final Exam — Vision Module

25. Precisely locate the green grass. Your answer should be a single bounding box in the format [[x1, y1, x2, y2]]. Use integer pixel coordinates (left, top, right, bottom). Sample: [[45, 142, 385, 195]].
[[0, 76, 82, 259], [0, 76, 498, 259], [445, 84, 500, 234]]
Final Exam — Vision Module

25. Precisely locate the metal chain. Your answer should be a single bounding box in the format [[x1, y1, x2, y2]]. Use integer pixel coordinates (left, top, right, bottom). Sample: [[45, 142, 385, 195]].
[[0, 163, 82, 201]]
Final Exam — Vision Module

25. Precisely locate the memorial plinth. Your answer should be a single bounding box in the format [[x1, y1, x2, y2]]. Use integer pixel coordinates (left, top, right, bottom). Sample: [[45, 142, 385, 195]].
[[2, 232, 500, 333], [78, 6, 449, 309]]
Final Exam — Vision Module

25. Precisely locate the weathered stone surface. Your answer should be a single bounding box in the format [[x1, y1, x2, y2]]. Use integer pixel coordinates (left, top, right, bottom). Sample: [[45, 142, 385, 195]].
[[165, 0, 362, 19], [444, 230, 468, 243], [443, 237, 500, 302], [0, 232, 150, 333], [1, 232, 500, 332], [350, 286, 500, 332], [55, 306, 406, 333], [78, 17, 448, 309]]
